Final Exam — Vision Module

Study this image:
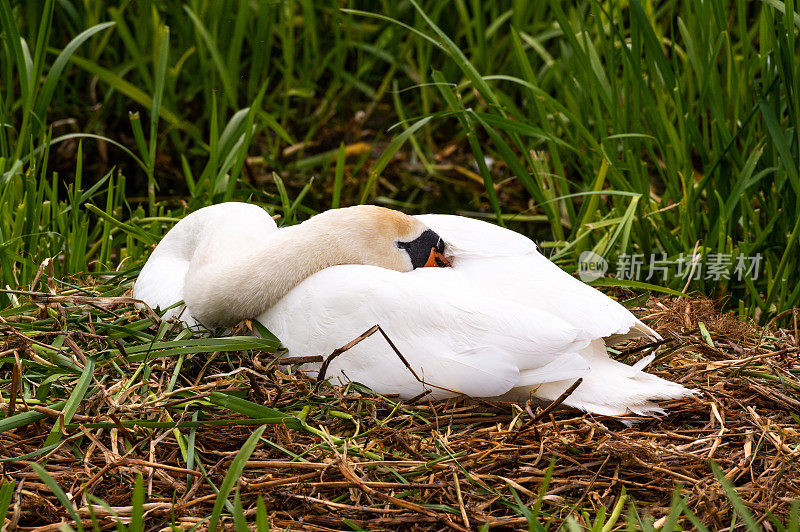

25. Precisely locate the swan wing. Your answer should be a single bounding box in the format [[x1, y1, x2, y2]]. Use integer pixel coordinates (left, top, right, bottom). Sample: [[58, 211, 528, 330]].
[[132, 255, 194, 323], [258, 265, 591, 399], [132, 202, 277, 324], [416, 214, 658, 341]]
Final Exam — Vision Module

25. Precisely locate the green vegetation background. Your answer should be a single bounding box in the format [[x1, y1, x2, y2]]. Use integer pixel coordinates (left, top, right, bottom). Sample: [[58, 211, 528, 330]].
[[3, 0, 800, 320]]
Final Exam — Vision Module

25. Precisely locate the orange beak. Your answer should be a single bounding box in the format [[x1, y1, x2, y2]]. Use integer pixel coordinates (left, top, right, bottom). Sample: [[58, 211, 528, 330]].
[[424, 249, 452, 268]]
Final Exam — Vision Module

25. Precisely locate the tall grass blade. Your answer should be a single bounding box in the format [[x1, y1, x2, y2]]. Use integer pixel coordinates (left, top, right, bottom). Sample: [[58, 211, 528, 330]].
[[43, 356, 95, 448], [207, 425, 267, 531], [0, 479, 15, 528], [31, 463, 83, 531], [147, 25, 170, 215], [359, 116, 433, 204], [33, 21, 116, 134], [711, 462, 761, 531], [131, 473, 144, 531]]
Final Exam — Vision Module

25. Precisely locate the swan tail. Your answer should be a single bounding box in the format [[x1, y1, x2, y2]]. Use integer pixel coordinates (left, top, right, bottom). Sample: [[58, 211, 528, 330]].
[[605, 320, 662, 344], [507, 340, 696, 416]]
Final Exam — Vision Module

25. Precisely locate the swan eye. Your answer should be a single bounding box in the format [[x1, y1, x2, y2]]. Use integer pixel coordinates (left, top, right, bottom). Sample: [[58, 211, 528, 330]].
[[397, 229, 450, 269]]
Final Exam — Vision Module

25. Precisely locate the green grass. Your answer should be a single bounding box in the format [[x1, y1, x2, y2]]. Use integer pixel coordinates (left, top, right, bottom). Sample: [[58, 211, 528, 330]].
[[2, 0, 800, 529], [1, 0, 799, 321]]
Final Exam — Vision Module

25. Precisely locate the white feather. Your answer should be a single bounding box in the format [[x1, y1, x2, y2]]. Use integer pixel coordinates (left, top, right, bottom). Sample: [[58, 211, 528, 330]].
[[133, 203, 695, 416]]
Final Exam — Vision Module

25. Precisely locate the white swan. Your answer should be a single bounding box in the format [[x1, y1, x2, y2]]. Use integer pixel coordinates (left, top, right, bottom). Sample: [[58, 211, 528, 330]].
[[133, 202, 694, 416]]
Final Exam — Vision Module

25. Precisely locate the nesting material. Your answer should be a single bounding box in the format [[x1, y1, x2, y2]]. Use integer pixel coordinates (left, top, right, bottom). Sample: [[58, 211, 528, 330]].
[[0, 291, 798, 529]]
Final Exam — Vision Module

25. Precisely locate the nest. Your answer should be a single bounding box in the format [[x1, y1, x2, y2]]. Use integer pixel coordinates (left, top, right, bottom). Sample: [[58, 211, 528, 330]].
[[0, 292, 798, 530]]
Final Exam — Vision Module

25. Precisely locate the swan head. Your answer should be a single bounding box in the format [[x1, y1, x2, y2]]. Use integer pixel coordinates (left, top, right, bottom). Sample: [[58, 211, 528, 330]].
[[180, 204, 451, 329], [304, 205, 451, 272]]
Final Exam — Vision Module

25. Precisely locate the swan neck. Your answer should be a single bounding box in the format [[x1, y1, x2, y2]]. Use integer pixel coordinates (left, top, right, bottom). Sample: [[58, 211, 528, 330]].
[[183, 222, 347, 328]]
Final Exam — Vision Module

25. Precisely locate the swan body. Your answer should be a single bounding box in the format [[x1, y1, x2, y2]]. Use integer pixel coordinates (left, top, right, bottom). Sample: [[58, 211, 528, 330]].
[[133, 202, 694, 416]]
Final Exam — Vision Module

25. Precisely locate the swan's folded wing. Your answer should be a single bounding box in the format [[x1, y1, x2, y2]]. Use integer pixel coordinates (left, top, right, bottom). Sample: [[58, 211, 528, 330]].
[[132, 256, 192, 322], [132, 202, 278, 326], [416, 214, 659, 342], [476, 254, 657, 340], [259, 265, 590, 399]]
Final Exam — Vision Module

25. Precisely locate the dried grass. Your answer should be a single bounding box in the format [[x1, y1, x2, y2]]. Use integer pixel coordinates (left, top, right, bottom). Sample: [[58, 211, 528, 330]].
[[1, 295, 799, 530]]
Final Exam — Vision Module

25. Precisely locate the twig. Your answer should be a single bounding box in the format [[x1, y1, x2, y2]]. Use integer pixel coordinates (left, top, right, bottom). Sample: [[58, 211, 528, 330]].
[[530, 378, 584, 423], [316, 323, 461, 396], [616, 337, 678, 357], [276, 355, 324, 365], [510, 378, 584, 442], [453, 469, 470, 529], [316, 325, 380, 383]]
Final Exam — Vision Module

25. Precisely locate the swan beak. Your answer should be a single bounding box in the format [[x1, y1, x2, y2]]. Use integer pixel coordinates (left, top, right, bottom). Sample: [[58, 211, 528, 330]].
[[424, 249, 452, 268]]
